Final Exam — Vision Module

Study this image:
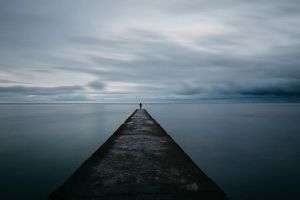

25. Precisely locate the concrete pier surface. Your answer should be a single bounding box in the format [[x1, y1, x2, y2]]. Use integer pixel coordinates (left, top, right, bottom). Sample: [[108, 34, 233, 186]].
[[50, 109, 227, 200]]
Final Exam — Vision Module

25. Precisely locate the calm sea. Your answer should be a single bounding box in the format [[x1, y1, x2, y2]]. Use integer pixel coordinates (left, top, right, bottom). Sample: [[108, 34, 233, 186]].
[[0, 103, 299, 199]]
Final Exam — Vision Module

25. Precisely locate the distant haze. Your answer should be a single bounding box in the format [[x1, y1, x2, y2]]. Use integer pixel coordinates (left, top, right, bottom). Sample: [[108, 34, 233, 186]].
[[0, 0, 300, 102]]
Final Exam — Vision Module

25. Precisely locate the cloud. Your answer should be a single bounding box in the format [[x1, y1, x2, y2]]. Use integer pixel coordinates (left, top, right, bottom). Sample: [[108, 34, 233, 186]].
[[52, 94, 90, 101], [0, 85, 88, 102], [88, 80, 105, 90], [174, 77, 300, 103], [0, 0, 300, 102], [0, 85, 83, 95], [239, 84, 300, 97]]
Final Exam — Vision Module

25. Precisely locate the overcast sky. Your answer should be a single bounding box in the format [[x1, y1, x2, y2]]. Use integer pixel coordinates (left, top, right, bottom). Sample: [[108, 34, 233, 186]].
[[0, 0, 300, 102]]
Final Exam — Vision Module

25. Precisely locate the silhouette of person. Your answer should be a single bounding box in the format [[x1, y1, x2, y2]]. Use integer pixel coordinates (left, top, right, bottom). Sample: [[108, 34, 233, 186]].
[[139, 103, 142, 109]]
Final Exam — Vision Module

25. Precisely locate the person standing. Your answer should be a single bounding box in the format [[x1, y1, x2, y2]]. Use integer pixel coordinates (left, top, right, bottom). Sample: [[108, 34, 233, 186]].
[[139, 103, 142, 109]]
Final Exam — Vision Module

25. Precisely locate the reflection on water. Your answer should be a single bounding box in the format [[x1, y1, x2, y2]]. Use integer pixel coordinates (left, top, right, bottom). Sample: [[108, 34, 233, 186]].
[[0, 103, 299, 199]]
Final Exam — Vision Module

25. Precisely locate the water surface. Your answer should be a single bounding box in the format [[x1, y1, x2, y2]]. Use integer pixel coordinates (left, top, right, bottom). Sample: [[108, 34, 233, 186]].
[[0, 103, 299, 199]]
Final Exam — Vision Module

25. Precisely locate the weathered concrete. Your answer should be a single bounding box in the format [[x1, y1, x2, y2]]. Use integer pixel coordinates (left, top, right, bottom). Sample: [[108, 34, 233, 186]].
[[49, 109, 227, 200]]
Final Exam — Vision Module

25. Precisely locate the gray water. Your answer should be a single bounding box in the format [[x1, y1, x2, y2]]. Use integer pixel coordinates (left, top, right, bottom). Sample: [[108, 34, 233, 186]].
[[0, 104, 299, 199]]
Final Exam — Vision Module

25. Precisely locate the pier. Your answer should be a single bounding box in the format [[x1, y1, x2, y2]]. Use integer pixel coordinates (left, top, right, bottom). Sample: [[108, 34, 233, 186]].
[[50, 109, 227, 200]]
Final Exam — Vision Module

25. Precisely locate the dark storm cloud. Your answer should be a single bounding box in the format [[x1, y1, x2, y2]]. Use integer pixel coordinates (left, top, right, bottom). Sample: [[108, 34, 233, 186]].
[[0, 0, 300, 102], [239, 83, 300, 97], [177, 80, 300, 98]]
